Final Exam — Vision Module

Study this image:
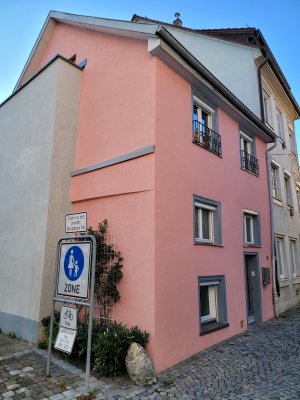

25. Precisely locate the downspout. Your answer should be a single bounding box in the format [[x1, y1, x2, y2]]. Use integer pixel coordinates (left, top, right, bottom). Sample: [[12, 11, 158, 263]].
[[258, 52, 279, 317], [266, 140, 279, 318]]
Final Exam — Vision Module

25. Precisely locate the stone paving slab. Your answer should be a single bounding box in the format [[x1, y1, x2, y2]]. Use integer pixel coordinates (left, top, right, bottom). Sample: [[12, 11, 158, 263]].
[[0, 305, 299, 399]]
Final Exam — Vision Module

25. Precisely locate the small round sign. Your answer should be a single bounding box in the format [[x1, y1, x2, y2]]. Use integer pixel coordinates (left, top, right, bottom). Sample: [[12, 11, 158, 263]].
[[64, 246, 84, 281]]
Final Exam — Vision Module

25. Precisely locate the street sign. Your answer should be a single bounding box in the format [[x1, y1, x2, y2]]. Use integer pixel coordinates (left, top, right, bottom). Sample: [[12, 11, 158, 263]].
[[60, 306, 77, 330], [54, 327, 77, 354], [57, 242, 91, 299], [65, 212, 87, 233]]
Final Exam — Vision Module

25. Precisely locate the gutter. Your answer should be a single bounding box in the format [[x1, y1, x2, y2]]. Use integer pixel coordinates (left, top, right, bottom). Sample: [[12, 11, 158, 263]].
[[266, 140, 279, 318], [156, 26, 276, 142]]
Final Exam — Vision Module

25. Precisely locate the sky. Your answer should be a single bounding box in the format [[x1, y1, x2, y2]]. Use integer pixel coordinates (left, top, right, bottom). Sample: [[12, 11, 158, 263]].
[[1, 0, 300, 135]]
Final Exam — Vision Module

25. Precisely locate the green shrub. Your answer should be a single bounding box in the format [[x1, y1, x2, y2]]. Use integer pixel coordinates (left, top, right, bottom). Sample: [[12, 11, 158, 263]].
[[39, 311, 149, 377], [92, 322, 149, 377]]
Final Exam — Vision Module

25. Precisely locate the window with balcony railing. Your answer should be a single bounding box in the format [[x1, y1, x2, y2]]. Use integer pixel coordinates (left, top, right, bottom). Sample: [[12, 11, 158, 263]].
[[192, 96, 221, 156], [240, 131, 259, 176], [193, 120, 222, 156]]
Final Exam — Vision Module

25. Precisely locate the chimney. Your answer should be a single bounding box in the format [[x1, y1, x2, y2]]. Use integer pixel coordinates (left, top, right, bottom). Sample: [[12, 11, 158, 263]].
[[173, 12, 182, 27]]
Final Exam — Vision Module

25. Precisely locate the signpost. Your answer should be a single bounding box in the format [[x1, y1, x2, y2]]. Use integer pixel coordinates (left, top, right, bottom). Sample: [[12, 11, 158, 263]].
[[46, 234, 96, 393], [65, 212, 87, 233], [54, 306, 77, 354]]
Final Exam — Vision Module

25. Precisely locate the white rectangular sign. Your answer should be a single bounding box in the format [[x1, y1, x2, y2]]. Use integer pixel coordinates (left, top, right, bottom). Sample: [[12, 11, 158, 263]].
[[54, 327, 77, 354], [65, 212, 87, 233], [57, 242, 91, 299], [60, 306, 77, 330]]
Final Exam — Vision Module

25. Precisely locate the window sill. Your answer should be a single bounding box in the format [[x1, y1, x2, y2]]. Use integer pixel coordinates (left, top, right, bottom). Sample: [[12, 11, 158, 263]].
[[279, 279, 290, 288], [200, 322, 229, 336], [292, 276, 300, 285], [240, 167, 259, 177], [273, 198, 283, 207], [194, 240, 223, 247], [243, 244, 262, 248]]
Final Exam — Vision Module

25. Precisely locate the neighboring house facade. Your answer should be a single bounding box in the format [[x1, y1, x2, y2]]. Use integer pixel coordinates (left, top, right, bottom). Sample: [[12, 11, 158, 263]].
[[132, 14, 300, 314], [0, 12, 278, 372]]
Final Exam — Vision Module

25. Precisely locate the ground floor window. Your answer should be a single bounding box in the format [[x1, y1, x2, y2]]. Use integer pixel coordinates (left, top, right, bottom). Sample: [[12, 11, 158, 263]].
[[198, 275, 228, 335]]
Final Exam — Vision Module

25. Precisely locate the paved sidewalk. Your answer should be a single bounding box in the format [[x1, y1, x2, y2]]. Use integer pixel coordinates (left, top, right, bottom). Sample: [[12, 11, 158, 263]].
[[0, 305, 299, 399]]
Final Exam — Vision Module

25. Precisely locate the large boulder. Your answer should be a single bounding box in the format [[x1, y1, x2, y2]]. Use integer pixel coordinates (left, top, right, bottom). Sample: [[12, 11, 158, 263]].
[[125, 342, 157, 386]]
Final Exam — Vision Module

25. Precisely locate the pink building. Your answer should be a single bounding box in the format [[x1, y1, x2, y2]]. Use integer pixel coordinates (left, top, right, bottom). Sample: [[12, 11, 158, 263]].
[[1, 12, 277, 372]]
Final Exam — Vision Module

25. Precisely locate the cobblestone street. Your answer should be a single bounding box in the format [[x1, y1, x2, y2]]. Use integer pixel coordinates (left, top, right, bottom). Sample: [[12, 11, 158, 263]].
[[0, 305, 299, 399]]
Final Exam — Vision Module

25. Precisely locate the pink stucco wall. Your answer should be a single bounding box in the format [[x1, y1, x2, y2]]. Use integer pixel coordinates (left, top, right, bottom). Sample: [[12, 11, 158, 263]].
[[153, 59, 273, 370], [35, 22, 274, 372]]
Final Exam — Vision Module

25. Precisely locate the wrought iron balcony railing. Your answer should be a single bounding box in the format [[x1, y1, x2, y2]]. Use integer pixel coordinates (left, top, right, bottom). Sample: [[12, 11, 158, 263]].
[[193, 120, 222, 156], [240, 150, 259, 175]]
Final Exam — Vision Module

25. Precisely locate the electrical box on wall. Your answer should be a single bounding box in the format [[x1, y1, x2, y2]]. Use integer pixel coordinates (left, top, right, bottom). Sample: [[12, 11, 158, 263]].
[[262, 267, 270, 287]]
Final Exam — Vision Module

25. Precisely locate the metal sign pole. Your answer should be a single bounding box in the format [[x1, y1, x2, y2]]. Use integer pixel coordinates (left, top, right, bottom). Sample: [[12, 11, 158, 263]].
[[46, 235, 97, 389], [85, 235, 97, 392], [46, 240, 61, 376]]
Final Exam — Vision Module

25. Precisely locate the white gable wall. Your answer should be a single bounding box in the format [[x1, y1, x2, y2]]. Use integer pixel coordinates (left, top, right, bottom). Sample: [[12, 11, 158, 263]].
[[167, 28, 262, 118]]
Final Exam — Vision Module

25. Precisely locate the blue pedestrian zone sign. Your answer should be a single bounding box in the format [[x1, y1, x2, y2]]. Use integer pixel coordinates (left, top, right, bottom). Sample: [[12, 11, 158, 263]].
[[57, 242, 91, 299]]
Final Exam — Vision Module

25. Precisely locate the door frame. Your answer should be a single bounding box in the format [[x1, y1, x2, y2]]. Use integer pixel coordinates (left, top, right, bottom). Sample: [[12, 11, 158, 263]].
[[243, 252, 262, 326]]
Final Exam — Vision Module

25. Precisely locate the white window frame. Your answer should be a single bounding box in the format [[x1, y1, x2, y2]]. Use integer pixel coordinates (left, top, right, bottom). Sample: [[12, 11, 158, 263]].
[[195, 202, 215, 243], [199, 281, 219, 323], [276, 236, 286, 279], [244, 214, 254, 245], [276, 106, 285, 141], [284, 173, 293, 207], [271, 164, 281, 200], [289, 124, 297, 154], [240, 131, 253, 155], [289, 239, 299, 277], [263, 89, 272, 127], [296, 184, 300, 212]]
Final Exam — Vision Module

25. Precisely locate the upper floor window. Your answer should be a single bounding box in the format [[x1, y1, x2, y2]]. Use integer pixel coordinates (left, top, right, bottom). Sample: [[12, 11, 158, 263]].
[[263, 90, 272, 127], [289, 239, 299, 277], [276, 106, 285, 141], [271, 163, 281, 200], [192, 96, 222, 156], [284, 173, 293, 207], [289, 124, 297, 154], [243, 210, 261, 247], [296, 185, 300, 212], [276, 235, 286, 279], [240, 131, 259, 175], [194, 195, 222, 246]]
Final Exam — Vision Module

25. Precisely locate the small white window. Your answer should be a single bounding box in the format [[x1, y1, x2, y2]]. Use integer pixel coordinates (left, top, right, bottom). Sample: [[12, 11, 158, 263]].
[[271, 165, 281, 200], [289, 124, 297, 154], [263, 90, 272, 126], [289, 239, 299, 277], [244, 215, 254, 244], [199, 281, 218, 323], [276, 236, 286, 279], [296, 185, 300, 212], [243, 210, 261, 246], [276, 107, 285, 140], [194, 196, 222, 246], [284, 174, 293, 207], [195, 203, 215, 243]]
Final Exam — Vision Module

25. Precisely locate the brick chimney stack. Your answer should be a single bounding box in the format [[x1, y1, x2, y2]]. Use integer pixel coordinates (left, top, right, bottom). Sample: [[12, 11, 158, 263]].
[[173, 12, 182, 27]]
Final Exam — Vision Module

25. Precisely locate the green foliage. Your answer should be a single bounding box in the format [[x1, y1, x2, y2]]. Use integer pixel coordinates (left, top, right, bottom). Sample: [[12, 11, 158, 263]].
[[87, 219, 123, 320], [8, 332, 16, 339], [0, 327, 2, 334], [39, 220, 149, 377], [76, 390, 97, 400], [92, 322, 149, 377]]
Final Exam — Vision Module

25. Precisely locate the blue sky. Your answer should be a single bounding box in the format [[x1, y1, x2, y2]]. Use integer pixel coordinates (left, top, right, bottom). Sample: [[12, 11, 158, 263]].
[[1, 0, 299, 135]]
